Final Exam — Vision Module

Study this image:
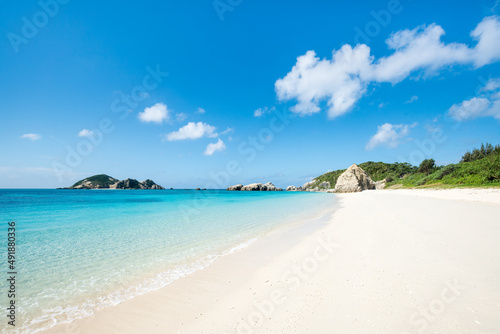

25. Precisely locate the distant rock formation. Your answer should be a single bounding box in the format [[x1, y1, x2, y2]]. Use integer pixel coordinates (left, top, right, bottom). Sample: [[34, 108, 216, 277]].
[[227, 184, 243, 191], [301, 180, 316, 191], [227, 165, 380, 193], [241, 183, 266, 191], [334, 164, 375, 193], [263, 182, 281, 191], [227, 182, 283, 191], [114, 178, 163, 189], [64, 174, 165, 190]]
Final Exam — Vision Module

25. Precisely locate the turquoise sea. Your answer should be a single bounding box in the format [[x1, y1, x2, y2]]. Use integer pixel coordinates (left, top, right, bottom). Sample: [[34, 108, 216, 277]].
[[0, 189, 334, 333]]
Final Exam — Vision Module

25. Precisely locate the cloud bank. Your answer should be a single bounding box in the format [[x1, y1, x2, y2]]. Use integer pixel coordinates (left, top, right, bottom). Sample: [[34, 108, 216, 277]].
[[254, 106, 275, 117], [165, 122, 218, 141], [78, 129, 94, 137], [204, 139, 226, 156], [138, 103, 170, 123], [21, 133, 42, 141], [276, 16, 500, 119], [448, 78, 500, 121], [366, 123, 415, 150]]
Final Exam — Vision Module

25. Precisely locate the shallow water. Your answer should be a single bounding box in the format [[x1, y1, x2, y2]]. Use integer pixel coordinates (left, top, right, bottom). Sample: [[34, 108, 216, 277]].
[[0, 189, 334, 333]]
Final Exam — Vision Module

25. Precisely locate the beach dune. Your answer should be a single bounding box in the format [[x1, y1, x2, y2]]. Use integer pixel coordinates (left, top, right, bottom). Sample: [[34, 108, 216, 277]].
[[44, 189, 500, 334]]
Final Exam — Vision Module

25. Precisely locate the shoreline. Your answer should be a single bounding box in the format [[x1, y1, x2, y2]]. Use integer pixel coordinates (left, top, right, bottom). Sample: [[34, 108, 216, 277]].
[[33, 193, 337, 334], [42, 189, 500, 334]]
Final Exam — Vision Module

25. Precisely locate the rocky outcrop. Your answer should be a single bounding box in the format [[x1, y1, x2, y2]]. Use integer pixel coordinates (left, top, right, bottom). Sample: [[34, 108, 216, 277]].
[[302, 180, 317, 190], [318, 181, 330, 189], [334, 164, 375, 193], [227, 182, 283, 191], [263, 182, 283, 191], [286, 185, 304, 191], [227, 184, 243, 191], [66, 174, 164, 190], [374, 179, 387, 190], [113, 178, 164, 189], [241, 183, 266, 191], [114, 178, 138, 189], [139, 179, 164, 189]]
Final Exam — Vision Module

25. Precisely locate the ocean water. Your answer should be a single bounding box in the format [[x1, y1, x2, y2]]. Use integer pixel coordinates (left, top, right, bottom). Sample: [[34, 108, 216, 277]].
[[0, 189, 335, 333]]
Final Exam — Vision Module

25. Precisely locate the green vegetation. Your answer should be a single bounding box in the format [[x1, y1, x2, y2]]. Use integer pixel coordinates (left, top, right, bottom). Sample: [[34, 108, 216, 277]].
[[460, 143, 500, 162], [311, 143, 500, 189], [311, 161, 416, 189], [71, 174, 118, 188], [312, 169, 346, 189], [418, 159, 437, 174]]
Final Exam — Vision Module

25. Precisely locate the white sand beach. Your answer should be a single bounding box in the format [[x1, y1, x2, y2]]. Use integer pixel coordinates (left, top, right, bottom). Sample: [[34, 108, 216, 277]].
[[43, 188, 500, 334]]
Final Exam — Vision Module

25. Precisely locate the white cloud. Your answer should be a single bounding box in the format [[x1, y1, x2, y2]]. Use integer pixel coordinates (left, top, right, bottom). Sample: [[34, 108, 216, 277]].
[[425, 124, 442, 133], [220, 127, 234, 135], [253, 106, 275, 117], [78, 129, 94, 137], [204, 139, 226, 156], [366, 123, 414, 150], [138, 103, 170, 123], [448, 97, 500, 121], [165, 122, 218, 141], [197, 107, 206, 114], [448, 77, 500, 121], [482, 78, 500, 91], [21, 133, 42, 141], [406, 95, 419, 103], [254, 108, 265, 117], [276, 16, 500, 119], [276, 47, 370, 118], [448, 97, 492, 121], [470, 16, 500, 67], [175, 113, 187, 122]]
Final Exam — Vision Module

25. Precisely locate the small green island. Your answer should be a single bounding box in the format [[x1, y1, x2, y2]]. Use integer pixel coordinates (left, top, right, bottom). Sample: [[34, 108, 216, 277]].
[[60, 174, 165, 190]]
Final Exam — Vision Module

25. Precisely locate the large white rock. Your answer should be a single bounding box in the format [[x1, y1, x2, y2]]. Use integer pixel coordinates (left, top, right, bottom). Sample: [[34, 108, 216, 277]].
[[263, 182, 283, 191], [375, 179, 387, 190], [227, 184, 243, 191], [241, 183, 266, 191], [334, 164, 376, 193], [302, 180, 316, 190]]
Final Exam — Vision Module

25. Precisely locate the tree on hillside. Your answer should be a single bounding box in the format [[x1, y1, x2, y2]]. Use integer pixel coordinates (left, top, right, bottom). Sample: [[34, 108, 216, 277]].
[[418, 159, 436, 174], [461, 143, 500, 163]]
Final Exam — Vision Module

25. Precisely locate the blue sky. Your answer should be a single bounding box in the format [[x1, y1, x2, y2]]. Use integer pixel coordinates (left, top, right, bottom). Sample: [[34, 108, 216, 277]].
[[1, 0, 500, 188]]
